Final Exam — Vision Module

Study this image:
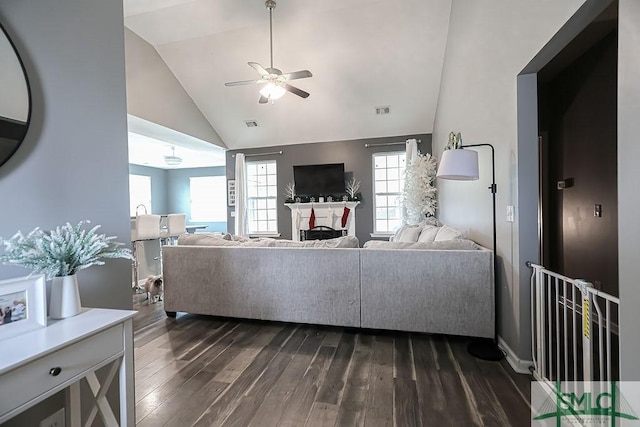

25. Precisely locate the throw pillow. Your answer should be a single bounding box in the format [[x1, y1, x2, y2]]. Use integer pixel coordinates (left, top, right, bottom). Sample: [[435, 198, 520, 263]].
[[417, 225, 440, 242], [391, 224, 422, 242], [434, 225, 465, 241]]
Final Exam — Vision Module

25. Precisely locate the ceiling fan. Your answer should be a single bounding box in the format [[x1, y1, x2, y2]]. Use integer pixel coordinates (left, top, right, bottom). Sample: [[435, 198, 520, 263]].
[[224, 0, 312, 104], [164, 146, 182, 166]]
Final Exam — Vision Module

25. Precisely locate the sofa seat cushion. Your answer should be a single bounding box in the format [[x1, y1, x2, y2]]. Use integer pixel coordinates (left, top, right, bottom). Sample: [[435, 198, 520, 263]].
[[363, 239, 480, 250]]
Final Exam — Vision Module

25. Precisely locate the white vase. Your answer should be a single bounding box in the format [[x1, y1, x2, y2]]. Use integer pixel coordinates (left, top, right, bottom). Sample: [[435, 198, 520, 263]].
[[50, 274, 82, 319]]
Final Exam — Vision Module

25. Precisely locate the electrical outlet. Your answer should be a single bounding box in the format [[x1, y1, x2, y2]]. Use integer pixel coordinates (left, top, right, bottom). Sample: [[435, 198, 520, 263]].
[[40, 408, 65, 427], [506, 205, 515, 222]]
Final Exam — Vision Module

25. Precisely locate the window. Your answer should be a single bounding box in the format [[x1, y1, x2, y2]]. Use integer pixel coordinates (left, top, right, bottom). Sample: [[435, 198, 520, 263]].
[[129, 174, 152, 216], [373, 152, 406, 234], [246, 160, 278, 234], [189, 176, 227, 222]]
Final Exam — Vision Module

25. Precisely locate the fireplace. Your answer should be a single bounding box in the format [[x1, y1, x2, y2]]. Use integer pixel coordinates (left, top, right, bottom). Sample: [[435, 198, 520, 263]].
[[300, 226, 347, 241], [285, 201, 360, 241]]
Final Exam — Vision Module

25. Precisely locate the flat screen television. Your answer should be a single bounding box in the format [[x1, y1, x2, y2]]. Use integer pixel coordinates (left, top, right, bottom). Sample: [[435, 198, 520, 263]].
[[293, 163, 345, 196]]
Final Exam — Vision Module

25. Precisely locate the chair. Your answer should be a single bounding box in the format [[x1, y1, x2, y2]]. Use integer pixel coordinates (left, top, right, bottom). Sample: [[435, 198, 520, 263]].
[[131, 214, 161, 290], [160, 213, 186, 245]]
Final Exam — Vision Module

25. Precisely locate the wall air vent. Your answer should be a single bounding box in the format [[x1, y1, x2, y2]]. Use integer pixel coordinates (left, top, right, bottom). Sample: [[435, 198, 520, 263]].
[[244, 120, 259, 128], [375, 106, 391, 115]]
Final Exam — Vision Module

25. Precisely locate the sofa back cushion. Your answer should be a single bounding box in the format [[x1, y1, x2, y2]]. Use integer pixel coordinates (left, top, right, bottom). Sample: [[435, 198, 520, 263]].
[[178, 234, 359, 248], [178, 233, 230, 246], [363, 239, 480, 250], [272, 236, 359, 248]]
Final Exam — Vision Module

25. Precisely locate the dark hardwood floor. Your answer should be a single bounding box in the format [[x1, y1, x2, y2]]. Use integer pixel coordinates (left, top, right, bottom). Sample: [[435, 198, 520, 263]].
[[132, 294, 532, 426]]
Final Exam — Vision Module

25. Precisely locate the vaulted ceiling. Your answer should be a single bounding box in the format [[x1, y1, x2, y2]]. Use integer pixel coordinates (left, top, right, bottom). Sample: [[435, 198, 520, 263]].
[[123, 0, 452, 151]]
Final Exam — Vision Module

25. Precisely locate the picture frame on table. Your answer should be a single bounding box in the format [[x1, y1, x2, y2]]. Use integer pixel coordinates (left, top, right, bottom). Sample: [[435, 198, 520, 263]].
[[228, 179, 236, 207], [0, 275, 47, 341]]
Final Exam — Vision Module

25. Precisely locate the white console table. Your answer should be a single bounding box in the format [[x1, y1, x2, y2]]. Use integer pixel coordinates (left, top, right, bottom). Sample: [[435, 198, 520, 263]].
[[0, 308, 136, 426], [285, 201, 360, 241]]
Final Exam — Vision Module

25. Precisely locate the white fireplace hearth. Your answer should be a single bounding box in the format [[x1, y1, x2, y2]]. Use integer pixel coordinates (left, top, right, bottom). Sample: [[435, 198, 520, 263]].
[[285, 202, 360, 241]]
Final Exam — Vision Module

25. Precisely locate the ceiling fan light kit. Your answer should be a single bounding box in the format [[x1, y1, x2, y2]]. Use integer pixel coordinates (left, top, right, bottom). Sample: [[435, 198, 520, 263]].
[[225, 0, 312, 104], [260, 82, 286, 100], [164, 146, 183, 166]]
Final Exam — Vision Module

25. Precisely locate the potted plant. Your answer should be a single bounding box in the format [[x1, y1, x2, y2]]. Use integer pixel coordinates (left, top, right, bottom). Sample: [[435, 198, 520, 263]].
[[0, 220, 132, 319]]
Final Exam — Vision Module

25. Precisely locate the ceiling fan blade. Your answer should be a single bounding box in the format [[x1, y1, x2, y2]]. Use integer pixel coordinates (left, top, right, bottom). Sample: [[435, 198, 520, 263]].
[[282, 70, 312, 81], [248, 62, 269, 76], [225, 79, 262, 87], [284, 83, 310, 99], [259, 95, 269, 104]]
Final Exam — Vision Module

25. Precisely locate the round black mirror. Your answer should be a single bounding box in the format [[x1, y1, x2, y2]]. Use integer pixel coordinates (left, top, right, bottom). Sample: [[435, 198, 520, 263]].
[[0, 22, 31, 168]]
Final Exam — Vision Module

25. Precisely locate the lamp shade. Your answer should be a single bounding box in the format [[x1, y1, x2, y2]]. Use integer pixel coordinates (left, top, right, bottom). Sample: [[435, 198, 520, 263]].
[[436, 148, 479, 181]]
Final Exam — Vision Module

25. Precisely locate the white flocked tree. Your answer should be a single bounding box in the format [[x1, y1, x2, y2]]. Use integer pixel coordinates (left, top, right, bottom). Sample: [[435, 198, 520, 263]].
[[403, 152, 437, 225]]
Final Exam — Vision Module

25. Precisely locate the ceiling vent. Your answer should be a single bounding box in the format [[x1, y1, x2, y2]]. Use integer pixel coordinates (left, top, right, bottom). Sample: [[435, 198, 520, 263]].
[[244, 120, 259, 128], [375, 106, 391, 115]]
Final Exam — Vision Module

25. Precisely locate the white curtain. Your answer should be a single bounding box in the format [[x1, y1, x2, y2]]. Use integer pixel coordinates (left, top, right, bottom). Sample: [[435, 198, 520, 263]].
[[402, 139, 419, 224], [234, 153, 248, 236], [405, 138, 418, 165]]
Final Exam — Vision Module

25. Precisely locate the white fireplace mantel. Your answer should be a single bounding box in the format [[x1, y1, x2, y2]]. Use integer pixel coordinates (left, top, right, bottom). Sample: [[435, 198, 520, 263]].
[[285, 202, 360, 241]]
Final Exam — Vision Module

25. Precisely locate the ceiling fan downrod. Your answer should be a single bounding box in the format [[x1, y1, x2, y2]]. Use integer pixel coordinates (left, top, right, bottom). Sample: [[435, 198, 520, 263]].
[[266, 0, 276, 69]]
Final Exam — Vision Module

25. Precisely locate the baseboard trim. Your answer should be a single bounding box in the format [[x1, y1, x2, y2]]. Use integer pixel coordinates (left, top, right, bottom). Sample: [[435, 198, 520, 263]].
[[498, 336, 534, 374]]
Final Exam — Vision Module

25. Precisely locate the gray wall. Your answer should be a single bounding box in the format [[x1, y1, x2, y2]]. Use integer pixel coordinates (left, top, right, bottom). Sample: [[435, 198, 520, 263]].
[[433, 0, 600, 365], [130, 164, 168, 214], [618, 0, 640, 381], [128, 164, 227, 232], [167, 166, 227, 233], [517, 0, 640, 381], [515, 0, 616, 366], [124, 28, 225, 148], [0, 0, 131, 424], [225, 134, 431, 243]]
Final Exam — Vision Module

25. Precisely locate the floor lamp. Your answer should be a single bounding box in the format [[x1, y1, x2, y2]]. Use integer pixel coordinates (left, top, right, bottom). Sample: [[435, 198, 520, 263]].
[[436, 143, 504, 361]]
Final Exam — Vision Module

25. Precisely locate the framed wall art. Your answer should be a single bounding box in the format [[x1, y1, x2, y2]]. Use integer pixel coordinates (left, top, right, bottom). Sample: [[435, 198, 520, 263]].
[[228, 179, 236, 207], [0, 275, 47, 341]]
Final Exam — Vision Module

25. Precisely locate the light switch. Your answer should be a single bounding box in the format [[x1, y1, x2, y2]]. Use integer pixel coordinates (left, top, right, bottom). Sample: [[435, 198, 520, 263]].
[[506, 205, 515, 222], [594, 204, 602, 217]]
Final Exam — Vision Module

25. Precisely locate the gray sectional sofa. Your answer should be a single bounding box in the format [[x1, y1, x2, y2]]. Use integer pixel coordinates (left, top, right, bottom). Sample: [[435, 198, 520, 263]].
[[161, 236, 494, 338]]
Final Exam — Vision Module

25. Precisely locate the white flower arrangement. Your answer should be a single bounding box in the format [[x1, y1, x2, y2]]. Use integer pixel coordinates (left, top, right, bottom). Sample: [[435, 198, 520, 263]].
[[0, 220, 132, 279], [283, 181, 296, 200], [403, 152, 438, 221], [345, 177, 361, 199]]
